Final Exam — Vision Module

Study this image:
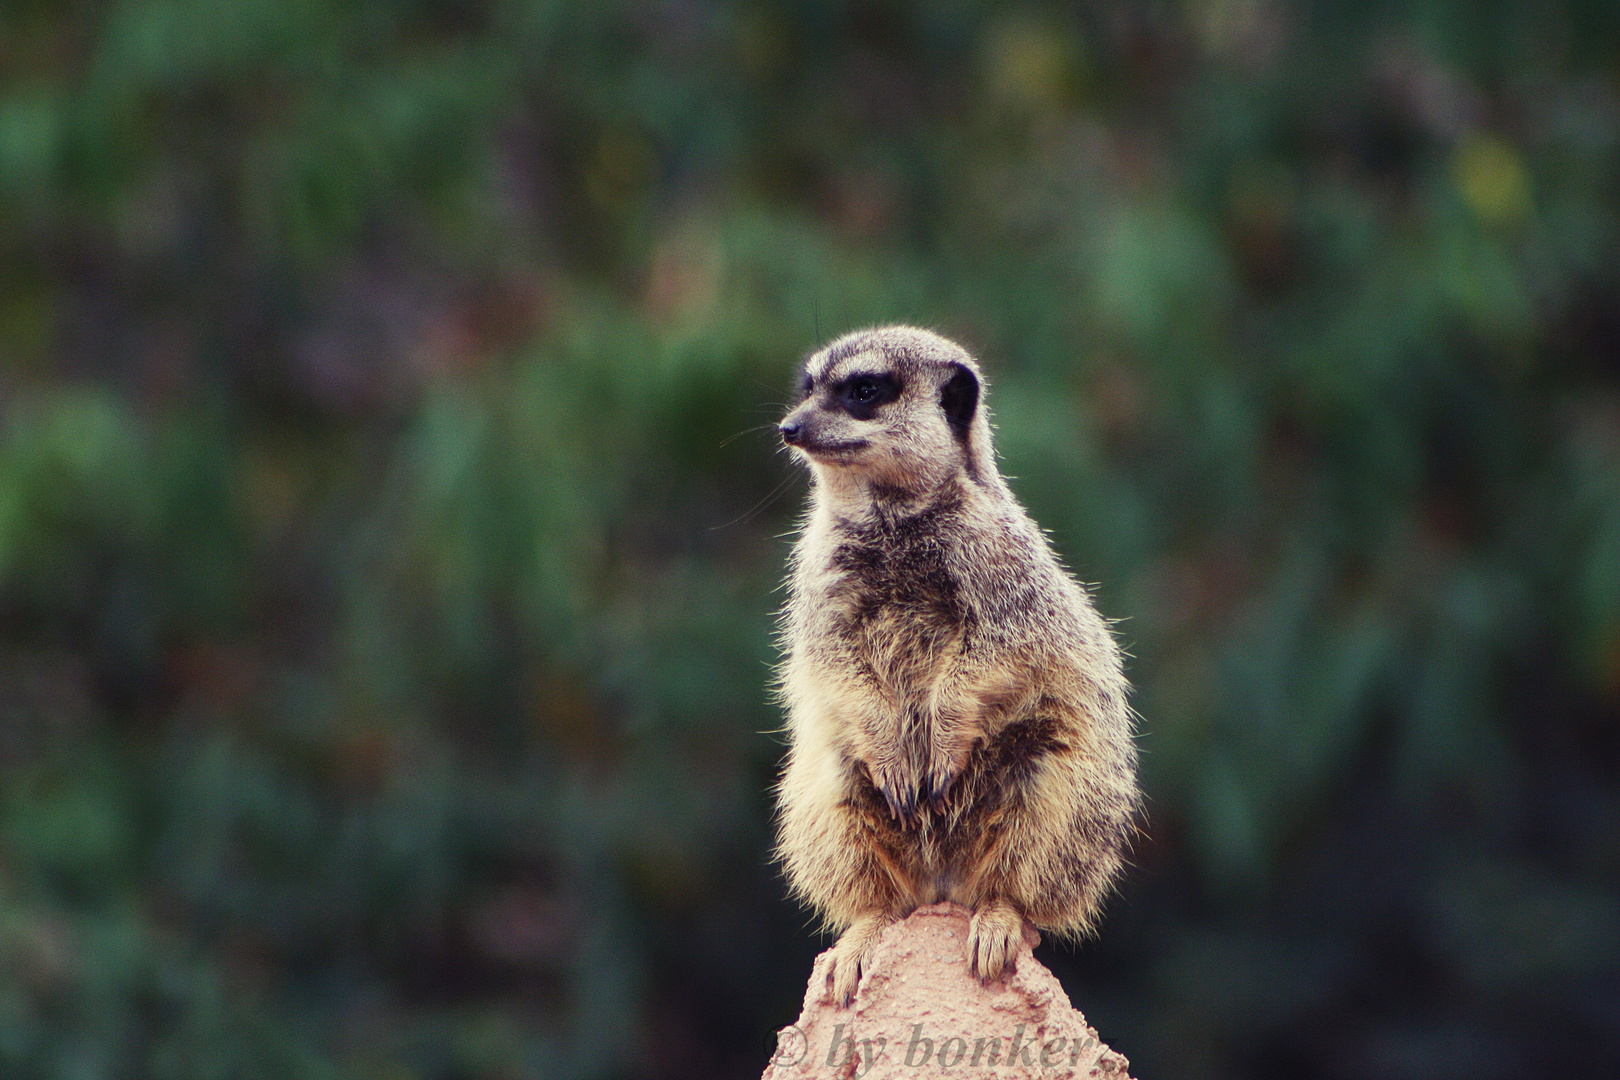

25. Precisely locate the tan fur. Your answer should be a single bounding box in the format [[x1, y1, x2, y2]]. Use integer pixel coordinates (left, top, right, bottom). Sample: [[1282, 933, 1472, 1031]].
[[772, 326, 1140, 1006]]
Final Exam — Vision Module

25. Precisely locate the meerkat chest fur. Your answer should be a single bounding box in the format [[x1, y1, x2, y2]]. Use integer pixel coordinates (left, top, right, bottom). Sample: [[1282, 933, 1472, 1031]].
[[786, 479, 1068, 776], [801, 488, 972, 692]]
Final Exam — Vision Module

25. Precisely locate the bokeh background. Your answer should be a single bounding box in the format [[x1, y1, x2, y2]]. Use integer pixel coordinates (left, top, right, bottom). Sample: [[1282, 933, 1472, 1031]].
[[3, 1, 1620, 1077]]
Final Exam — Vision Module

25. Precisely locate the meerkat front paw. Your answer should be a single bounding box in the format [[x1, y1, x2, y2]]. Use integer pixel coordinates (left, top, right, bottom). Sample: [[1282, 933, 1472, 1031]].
[[923, 744, 972, 814], [968, 899, 1027, 983], [867, 761, 919, 828]]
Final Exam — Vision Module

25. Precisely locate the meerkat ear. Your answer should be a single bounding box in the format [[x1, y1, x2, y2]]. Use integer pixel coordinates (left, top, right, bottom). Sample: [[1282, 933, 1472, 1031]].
[[940, 363, 979, 440]]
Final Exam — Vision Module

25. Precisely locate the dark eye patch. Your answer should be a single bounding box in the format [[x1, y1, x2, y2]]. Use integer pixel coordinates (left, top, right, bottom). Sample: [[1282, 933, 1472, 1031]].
[[798, 370, 815, 400], [833, 372, 901, 419]]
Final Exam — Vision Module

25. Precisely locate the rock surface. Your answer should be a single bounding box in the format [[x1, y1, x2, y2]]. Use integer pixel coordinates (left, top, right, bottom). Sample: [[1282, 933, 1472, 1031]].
[[763, 904, 1134, 1079]]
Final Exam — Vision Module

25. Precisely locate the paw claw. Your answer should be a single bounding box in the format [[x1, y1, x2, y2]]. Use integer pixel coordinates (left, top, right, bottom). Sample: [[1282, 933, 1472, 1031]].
[[871, 764, 919, 828], [923, 749, 968, 818]]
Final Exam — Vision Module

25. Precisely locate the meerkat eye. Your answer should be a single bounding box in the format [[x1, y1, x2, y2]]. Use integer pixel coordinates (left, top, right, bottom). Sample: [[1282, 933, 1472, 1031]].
[[835, 371, 900, 418]]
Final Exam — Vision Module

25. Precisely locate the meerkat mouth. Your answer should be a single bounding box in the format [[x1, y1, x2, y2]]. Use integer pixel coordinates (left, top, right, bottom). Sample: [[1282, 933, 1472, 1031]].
[[796, 438, 870, 461]]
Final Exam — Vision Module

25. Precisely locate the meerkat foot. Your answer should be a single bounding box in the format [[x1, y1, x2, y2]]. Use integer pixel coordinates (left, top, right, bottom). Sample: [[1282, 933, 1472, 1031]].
[[825, 912, 893, 1007], [968, 899, 1026, 983]]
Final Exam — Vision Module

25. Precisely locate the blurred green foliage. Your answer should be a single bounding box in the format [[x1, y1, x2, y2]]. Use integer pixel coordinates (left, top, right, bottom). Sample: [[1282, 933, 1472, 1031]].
[[2, 1, 1619, 1078]]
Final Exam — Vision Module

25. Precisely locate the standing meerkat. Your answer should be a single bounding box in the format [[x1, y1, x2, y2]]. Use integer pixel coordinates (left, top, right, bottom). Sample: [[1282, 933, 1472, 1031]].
[[773, 325, 1139, 1007]]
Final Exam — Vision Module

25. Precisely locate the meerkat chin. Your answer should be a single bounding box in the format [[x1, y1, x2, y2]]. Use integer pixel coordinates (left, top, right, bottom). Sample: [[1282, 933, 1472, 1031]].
[[772, 325, 1140, 1008]]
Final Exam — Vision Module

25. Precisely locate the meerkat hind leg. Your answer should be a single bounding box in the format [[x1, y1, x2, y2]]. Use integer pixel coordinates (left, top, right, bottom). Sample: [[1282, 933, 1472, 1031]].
[[825, 910, 896, 1007], [968, 897, 1027, 982]]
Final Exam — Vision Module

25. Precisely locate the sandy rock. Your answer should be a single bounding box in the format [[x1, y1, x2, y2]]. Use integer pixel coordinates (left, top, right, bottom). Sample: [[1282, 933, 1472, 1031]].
[[763, 904, 1134, 1080]]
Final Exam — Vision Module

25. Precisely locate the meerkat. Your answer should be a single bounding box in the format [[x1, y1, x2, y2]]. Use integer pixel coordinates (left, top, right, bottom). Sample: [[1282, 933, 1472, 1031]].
[[772, 325, 1139, 1008]]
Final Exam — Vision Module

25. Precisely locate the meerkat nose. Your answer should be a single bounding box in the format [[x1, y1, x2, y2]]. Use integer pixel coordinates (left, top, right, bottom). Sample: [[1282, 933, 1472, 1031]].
[[780, 420, 805, 446]]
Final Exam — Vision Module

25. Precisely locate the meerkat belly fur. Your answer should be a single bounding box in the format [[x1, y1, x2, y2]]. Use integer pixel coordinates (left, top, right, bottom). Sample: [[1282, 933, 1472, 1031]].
[[774, 326, 1140, 1007]]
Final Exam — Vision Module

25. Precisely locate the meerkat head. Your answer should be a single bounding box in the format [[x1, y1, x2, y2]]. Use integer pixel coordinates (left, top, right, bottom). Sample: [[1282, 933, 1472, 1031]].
[[779, 326, 993, 495]]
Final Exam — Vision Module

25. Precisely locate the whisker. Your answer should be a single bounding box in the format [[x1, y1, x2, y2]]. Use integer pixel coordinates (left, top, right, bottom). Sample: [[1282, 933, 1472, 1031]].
[[718, 423, 778, 449], [751, 376, 795, 400], [710, 471, 801, 531]]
